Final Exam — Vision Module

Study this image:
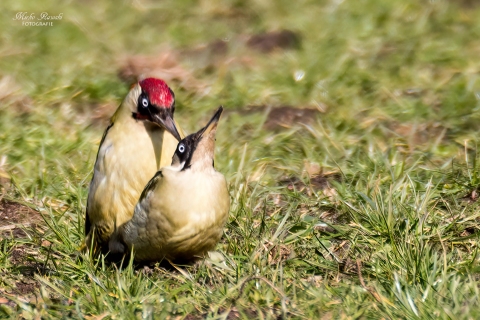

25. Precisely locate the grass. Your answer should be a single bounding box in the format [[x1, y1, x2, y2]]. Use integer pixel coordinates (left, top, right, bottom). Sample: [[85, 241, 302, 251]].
[[1, 0, 480, 318]]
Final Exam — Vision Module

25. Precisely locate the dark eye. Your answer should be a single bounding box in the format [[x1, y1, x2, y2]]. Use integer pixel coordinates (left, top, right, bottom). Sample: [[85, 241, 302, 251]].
[[141, 97, 149, 108], [178, 144, 185, 153]]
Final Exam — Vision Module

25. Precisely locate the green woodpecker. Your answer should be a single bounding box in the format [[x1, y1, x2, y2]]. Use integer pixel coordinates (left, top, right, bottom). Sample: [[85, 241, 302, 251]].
[[112, 107, 230, 263], [85, 78, 184, 254]]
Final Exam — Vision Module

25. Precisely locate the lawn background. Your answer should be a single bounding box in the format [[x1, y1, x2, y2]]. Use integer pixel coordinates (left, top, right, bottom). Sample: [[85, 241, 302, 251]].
[[1, 0, 480, 318]]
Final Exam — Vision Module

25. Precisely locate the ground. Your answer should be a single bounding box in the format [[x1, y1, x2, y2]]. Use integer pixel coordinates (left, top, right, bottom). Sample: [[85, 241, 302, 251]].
[[1, 0, 480, 318]]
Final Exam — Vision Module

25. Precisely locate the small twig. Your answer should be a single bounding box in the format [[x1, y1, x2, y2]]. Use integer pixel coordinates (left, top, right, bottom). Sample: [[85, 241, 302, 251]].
[[356, 259, 382, 303], [437, 230, 448, 274]]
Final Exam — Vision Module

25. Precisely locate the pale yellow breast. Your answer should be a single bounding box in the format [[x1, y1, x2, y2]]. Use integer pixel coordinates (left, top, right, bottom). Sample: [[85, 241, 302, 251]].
[[124, 167, 230, 262], [87, 118, 180, 243]]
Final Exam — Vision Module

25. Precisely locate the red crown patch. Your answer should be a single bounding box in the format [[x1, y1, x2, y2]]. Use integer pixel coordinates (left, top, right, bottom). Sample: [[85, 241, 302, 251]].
[[139, 78, 174, 108]]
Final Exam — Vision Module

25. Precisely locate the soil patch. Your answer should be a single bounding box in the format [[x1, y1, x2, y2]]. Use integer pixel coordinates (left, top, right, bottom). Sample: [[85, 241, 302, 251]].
[[247, 30, 301, 53], [0, 199, 42, 238], [264, 106, 320, 130]]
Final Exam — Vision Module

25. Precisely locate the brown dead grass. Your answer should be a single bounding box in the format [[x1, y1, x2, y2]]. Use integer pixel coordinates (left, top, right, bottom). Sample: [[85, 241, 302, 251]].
[[279, 162, 341, 198], [389, 121, 447, 153], [266, 242, 293, 265], [118, 51, 207, 93], [183, 306, 259, 320], [87, 102, 117, 128], [0, 75, 33, 114], [184, 306, 282, 319]]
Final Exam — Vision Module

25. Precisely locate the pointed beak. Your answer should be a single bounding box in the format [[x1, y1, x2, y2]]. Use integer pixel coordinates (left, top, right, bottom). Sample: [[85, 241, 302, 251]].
[[197, 106, 223, 139], [183, 106, 223, 168], [152, 112, 182, 141]]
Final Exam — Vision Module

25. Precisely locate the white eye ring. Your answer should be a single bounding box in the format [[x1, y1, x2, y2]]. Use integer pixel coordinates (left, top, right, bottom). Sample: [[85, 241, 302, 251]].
[[178, 144, 185, 153], [142, 97, 148, 107]]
